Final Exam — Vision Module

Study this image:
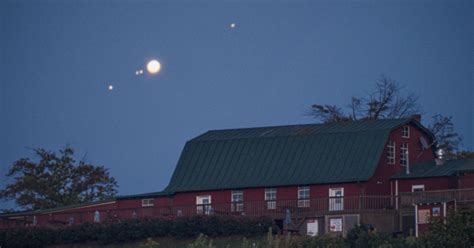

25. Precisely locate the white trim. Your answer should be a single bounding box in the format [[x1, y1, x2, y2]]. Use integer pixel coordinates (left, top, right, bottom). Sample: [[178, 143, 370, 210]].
[[402, 126, 410, 138], [395, 180, 399, 210], [387, 140, 396, 164], [443, 202, 447, 224], [412, 185, 425, 192], [400, 143, 409, 167], [141, 198, 155, 207], [415, 204, 419, 237], [329, 188, 344, 211], [196, 195, 211, 204]]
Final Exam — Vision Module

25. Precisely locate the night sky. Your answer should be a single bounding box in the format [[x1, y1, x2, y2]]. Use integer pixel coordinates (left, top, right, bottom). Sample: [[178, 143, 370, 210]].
[[1, 0, 473, 204]]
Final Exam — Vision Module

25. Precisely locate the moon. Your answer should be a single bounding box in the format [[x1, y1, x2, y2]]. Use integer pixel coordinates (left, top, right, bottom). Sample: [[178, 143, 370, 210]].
[[147, 60, 161, 74]]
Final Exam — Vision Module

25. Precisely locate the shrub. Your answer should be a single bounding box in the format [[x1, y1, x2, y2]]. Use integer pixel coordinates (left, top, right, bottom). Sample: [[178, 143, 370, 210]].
[[0, 215, 273, 247]]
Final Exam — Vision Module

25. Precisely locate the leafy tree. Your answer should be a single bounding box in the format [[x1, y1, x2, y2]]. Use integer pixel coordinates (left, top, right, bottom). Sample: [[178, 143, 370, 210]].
[[0, 147, 118, 210], [422, 209, 474, 248]]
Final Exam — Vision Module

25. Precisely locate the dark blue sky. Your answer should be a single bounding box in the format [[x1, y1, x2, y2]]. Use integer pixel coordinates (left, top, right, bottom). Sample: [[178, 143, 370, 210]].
[[1, 0, 473, 201]]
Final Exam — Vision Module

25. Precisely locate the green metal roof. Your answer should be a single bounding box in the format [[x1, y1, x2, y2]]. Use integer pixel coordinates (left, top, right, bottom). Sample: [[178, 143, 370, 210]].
[[165, 118, 428, 193], [391, 158, 474, 179], [116, 191, 173, 200]]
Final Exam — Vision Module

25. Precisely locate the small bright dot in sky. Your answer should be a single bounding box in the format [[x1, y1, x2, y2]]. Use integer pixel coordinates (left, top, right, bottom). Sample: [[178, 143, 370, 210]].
[[108, 85, 113, 91], [230, 23, 236, 29], [135, 70, 144, 75], [146, 60, 161, 74]]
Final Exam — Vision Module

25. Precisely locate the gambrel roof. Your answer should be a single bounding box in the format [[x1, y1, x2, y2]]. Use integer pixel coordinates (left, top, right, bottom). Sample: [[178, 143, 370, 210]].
[[164, 118, 433, 193]]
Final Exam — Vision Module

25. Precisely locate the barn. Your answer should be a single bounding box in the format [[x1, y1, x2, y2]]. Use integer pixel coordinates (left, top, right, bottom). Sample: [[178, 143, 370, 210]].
[[2, 117, 473, 237]]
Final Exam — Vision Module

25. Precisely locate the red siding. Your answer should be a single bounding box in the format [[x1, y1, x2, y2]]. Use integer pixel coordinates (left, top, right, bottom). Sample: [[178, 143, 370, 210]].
[[397, 177, 454, 193], [457, 174, 474, 189], [365, 124, 435, 195]]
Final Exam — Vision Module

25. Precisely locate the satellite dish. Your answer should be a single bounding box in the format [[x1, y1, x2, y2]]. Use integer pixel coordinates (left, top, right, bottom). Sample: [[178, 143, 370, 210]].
[[420, 137, 429, 150]]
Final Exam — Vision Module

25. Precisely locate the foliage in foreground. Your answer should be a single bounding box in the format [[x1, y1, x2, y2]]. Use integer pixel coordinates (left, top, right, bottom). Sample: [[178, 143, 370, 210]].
[[3, 210, 474, 248], [0, 215, 273, 248], [422, 209, 474, 248]]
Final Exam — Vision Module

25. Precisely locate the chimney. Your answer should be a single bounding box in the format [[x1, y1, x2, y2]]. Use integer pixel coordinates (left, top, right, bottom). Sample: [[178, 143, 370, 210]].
[[411, 114, 421, 122]]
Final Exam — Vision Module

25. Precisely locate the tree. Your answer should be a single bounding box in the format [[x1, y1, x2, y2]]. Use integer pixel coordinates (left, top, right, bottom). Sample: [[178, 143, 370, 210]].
[[429, 114, 462, 159], [422, 209, 474, 248], [307, 76, 467, 158], [0, 147, 118, 210], [308, 76, 421, 122]]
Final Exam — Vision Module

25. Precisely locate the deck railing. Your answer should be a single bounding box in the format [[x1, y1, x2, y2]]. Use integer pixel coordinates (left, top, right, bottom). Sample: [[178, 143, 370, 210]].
[[399, 187, 474, 206], [2, 188, 474, 229], [0, 195, 395, 229]]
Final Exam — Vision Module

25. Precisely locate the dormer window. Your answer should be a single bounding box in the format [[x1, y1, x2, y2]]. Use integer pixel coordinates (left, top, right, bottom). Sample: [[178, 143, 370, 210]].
[[387, 140, 395, 165], [402, 126, 410, 138]]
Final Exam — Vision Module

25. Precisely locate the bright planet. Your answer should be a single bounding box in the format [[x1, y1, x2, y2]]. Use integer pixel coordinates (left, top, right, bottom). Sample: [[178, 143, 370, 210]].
[[147, 60, 161, 74]]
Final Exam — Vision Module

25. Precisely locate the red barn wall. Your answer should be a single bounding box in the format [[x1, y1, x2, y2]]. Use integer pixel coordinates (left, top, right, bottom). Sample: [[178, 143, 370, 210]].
[[397, 177, 453, 193], [457, 174, 474, 189], [364, 124, 435, 196]]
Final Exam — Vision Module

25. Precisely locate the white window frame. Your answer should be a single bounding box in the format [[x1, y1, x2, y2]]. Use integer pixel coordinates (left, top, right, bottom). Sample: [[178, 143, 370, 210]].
[[402, 126, 410, 138], [141, 198, 155, 207], [265, 188, 277, 210], [298, 186, 310, 208], [400, 143, 409, 166], [196, 195, 212, 215], [329, 188, 344, 211], [412, 185, 425, 192], [231, 190, 244, 212], [387, 140, 396, 165]]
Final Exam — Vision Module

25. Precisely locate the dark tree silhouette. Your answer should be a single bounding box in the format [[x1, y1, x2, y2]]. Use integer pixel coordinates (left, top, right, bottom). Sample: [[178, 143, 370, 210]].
[[0, 147, 118, 210], [308, 76, 421, 123], [307, 76, 467, 158], [429, 114, 462, 159]]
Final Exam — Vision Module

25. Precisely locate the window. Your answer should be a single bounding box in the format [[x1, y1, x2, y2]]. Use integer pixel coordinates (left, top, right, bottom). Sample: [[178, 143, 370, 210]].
[[412, 185, 424, 192], [231, 190, 244, 212], [387, 140, 396, 165], [298, 186, 310, 208], [196, 195, 212, 215], [329, 188, 344, 211], [400, 143, 409, 166], [402, 126, 410, 138], [142, 198, 155, 207], [432, 207, 441, 217], [265, 188, 277, 210]]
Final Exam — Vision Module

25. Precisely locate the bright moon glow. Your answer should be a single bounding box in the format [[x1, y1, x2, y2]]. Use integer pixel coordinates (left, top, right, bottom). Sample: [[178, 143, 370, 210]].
[[147, 60, 161, 74], [108, 85, 114, 91]]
